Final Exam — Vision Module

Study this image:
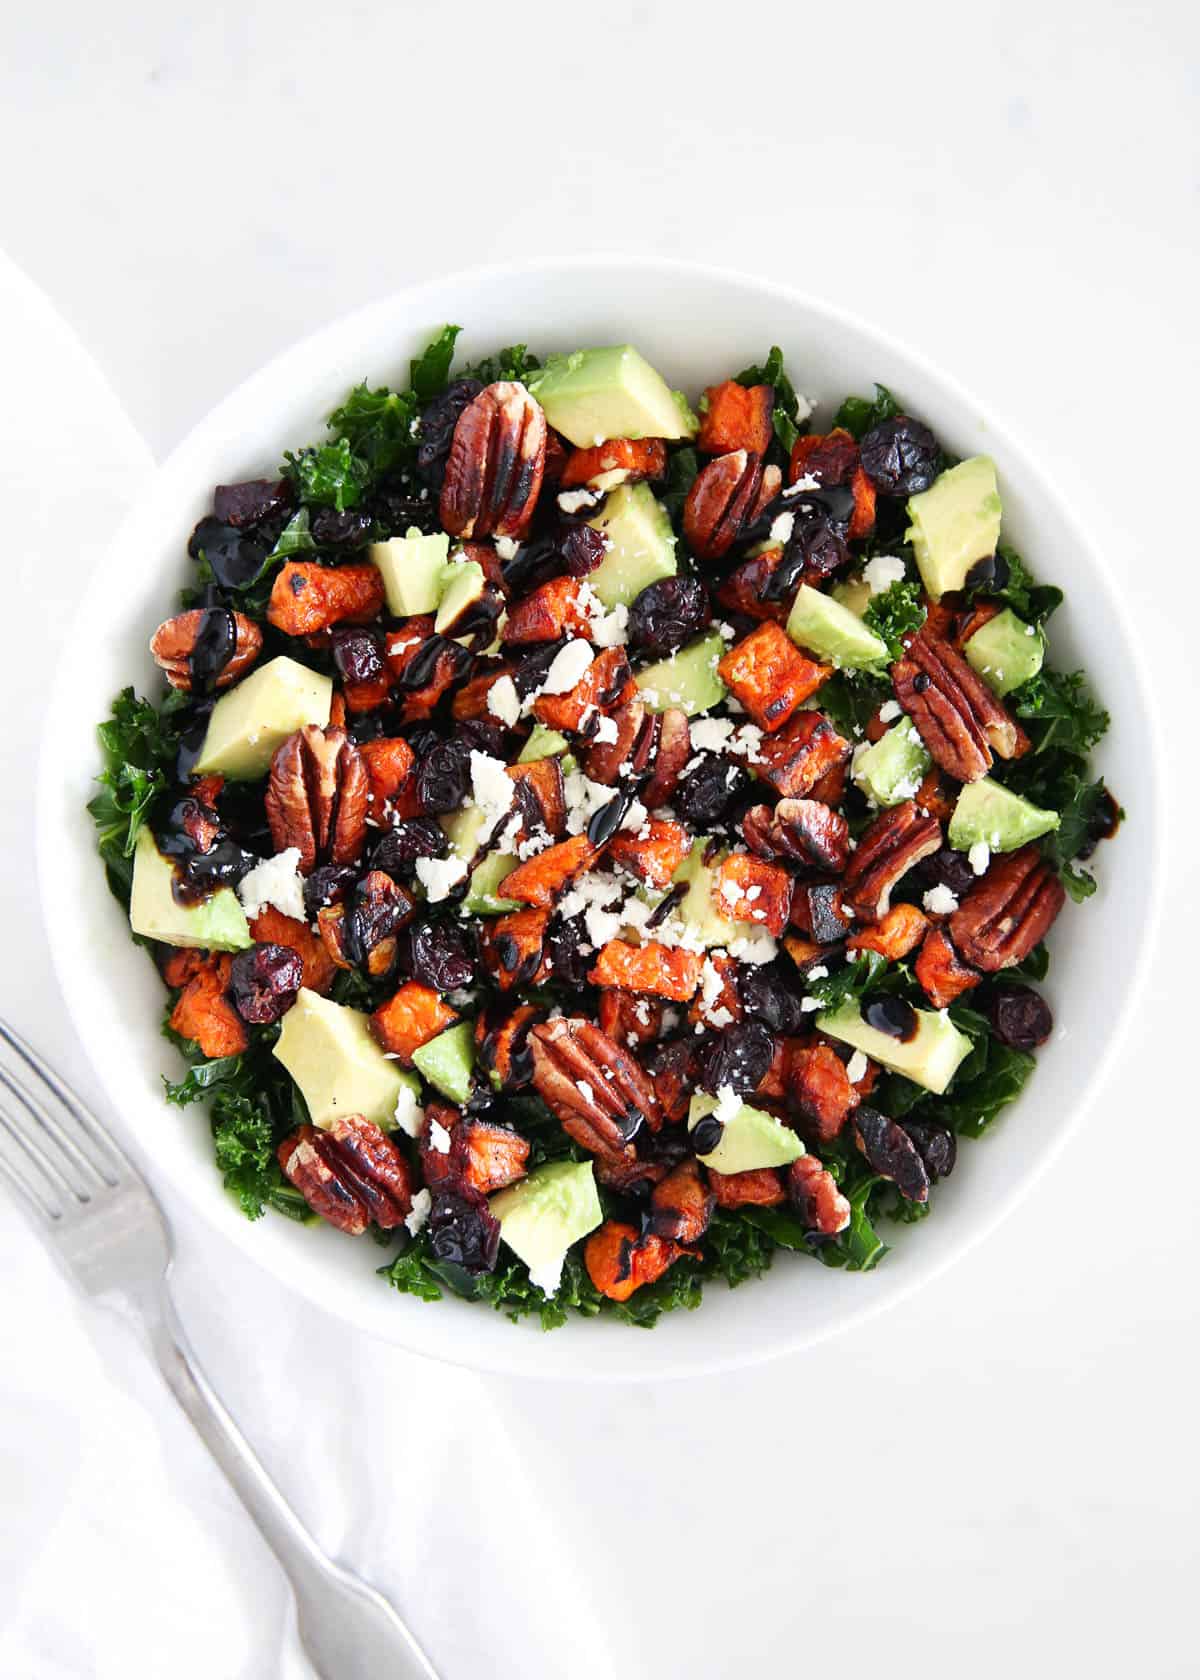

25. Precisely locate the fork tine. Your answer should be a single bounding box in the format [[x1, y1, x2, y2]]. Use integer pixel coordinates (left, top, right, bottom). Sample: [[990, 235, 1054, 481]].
[[0, 1101, 72, 1214], [0, 1064, 107, 1198], [0, 1022, 124, 1186]]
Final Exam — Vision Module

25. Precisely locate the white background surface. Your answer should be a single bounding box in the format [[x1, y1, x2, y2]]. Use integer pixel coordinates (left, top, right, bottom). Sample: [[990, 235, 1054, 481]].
[[2, 3, 1199, 1677]]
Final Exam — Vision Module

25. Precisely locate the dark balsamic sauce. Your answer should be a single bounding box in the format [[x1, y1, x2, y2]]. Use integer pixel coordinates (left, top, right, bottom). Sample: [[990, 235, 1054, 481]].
[[188, 607, 237, 695]]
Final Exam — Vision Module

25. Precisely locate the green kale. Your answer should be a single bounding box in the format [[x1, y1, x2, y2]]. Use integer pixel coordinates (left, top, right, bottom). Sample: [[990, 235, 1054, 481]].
[[325, 385, 419, 480], [833, 382, 899, 441], [734, 346, 806, 453], [408, 323, 463, 402], [817, 669, 892, 740], [88, 687, 188, 902], [283, 437, 371, 513], [910, 1002, 1037, 1137], [457, 342, 540, 386], [1042, 773, 1111, 901], [862, 576, 926, 662], [660, 445, 700, 526], [1011, 668, 1109, 757], [800, 949, 888, 1011], [974, 545, 1063, 625]]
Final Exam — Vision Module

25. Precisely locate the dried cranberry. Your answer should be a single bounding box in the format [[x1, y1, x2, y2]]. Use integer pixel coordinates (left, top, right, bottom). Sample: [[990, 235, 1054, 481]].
[[213, 478, 292, 530], [310, 506, 374, 549], [855, 1107, 930, 1202], [988, 986, 1053, 1050], [403, 723, 441, 760], [499, 534, 562, 596], [545, 914, 590, 989], [370, 820, 448, 873], [426, 1185, 500, 1273], [331, 626, 386, 686], [965, 551, 1010, 593], [303, 863, 359, 921], [370, 481, 436, 536], [414, 740, 470, 814], [901, 1122, 957, 1181], [416, 379, 483, 492], [696, 1021, 774, 1096], [914, 846, 978, 899], [627, 576, 712, 657], [783, 514, 850, 581], [674, 754, 749, 829], [457, 718, 508, 758], [187, 518, 268, 590], [229, 943, 303, 1025], [398, 921, 477, 991], [737, 964, 805, 1035], [859, 418, 941, 496], [863, 997, 918, 1041], [559, 524, 608, 577]]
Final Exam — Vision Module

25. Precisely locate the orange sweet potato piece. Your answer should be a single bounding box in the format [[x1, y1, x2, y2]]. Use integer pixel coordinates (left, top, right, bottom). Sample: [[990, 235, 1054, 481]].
[[755, 710, 851, 798], [248, 906, 337, 995], [474, 1003, 542, 1090], [502, 576, 588, 645], [532, 647, 636, 733], [915, 767, 957, 823], [359, 736, 417, 814], [161, 947, 207, 990], [507, 757, 567, 839], [789, 1044, 858, 1143], [589, 940, 703, 1002], [598, 989, 664, 1046], [687, 950, 744, 1028], [914, 927, 982, 1010], [560, 438, 668, 488], [698, 381, 774, 456], [452, 665, 515, 722], [713, 853, 793, 937], [584, 1220, 687, 1302], [789, 428, 874, 539], [371, 982, 459, 1065], [190, 774, 224, 806], [650, 1159, 715, 1244], [847, 903, 929, 962], [707, 1167, 786, 1209], [809, 758, 848, 807], [717, 621, 830, 732], [168, 955, 248, 1059], [267, 562, 384, 636], [480, 907, 553, 988], [497, 835, 599, 909], [421, 1113, 528, 1195], [606, 819, 690, 889], [715, 546, 790, 624]]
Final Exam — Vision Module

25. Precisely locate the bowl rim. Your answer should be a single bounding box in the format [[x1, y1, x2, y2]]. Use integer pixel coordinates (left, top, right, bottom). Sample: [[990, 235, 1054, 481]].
[[36, 254, 1166, 1381]]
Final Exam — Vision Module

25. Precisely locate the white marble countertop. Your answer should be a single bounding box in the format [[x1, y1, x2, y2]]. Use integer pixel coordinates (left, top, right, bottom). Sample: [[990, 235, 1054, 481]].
[[2, 3, 1198, 1675]]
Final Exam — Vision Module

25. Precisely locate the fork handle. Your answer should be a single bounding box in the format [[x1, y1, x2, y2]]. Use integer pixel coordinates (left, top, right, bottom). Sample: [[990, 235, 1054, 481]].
[[140, 1293, 438, 1680]]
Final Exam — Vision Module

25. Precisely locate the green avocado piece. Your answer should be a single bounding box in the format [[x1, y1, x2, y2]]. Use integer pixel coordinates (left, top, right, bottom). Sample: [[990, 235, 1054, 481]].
[[489, 1160, 603, 1295], [786, 582, 888, 670], [585, 482, 678, 608], [368, 528, 449, 617], [948, 777, 1059, 852], [963, 608, 1045, 695], [463, 850, 522, 915], [635, 630, 728, 718], [434, 557, 486, 635], [906, 456, 1002, 600], [129, 828, 251, 951], [517, 724, 569, 763], [666, 837, 761, 951], [412, 1021, 476, 1105], [273, 987, 411, 1129], [851, 717, 931, 806], [817, 1001, 972, 1095], [527, 346, 698, 447], [194, 656, 332, 780], [688, 1092, 804, 1173], [832, 576, 872, 617], [439, 803, 491, 869]]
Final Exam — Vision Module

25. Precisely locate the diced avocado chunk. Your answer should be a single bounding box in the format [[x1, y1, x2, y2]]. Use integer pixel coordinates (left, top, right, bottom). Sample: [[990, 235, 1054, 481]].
[[368, 528, 449, 617], [412, 1021, 476, 1104], [688, 1092, 803, 1173], [517, 724, 569, 763], [948, 777, 1059, 852], [963, 608, 1045, 695], [489, 1160, 603, 1296], [906, 456, 1002, 600], [463, 850, 522, 915], [817, 1001, 972, 1095], [786, 582, 888, 670], [832, 576, 872, 617], [194, 656, 331, 780], [636, 630, 727, 718], [129, 828, 251, 951], [851, 717, 931, 807], [586, 482, 678, 608], [527, 345, 698, 447], [273, 987, 410, 1129], [439, 803, 491, 868], [667, 838, 760, 950], [434, 557, 486, 635]]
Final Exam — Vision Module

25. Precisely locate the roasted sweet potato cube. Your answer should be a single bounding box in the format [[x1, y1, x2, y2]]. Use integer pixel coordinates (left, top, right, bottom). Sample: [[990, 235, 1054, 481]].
[[532, 647, 636, 733], [475, 1003, 542, 1090], [789, 428, 859, 488], [599, 989, 664, 1046], [560, 438, 668, 488], [371, 982, 459, 1066], [687, 950, 743, 1028], [384, 616, 434, 674], [497, 836, 599, 909], [783, 933, 831, 976], [647, 1040, 699, 1124], [507, 757, 567, 840], [717, 622, 830, 733], [809, 758, 848, 807], [584, 1220, 687, 1302], [789, 882, 851, 945], [384, 627, 472, 722], [606, 818, 690, 889], [418, 1101, 464, 1191], [249, 906, 337, 995], [161, 947, 207, 990], [189, 773, 225, 806], [650, 1159, 715, 1244], [915, 768, 957, 822], [457, 1118, 531, 1194], [480, 907, 553, 988], [847, 467, 876, 540], [713, 853, 793, 936], [755, 710, 851, 798], [707, 1166, 786, 1209], [789, 1044, 858, 1143], [698, 381, 774, 456], [452, 665, 514, 722], [715, 547, 790, 624], [168, 955, 248, 1059], [589, 940, 703, 1002], [847, 903, 929, 962], [267, 562, 384, 636], [359, 736, 416, 815], [756, 1037, 806, 1101], [915, 927, 982, 1010], [502, 576, 589, 645]]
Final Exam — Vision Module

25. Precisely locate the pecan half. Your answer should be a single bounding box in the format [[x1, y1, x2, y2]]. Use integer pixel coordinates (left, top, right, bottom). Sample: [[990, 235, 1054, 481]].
[[529, 1017, 660, 1157], [786, 1154, 851, 1234], [841, 801, 942, 922], [854, 1107, 930, 1203], [265, 724, 369, 872], [683, 450, 782, 561], [439, 381, 547, 539], [150, 608, 262, 693], [742, 798, 850, 872], [641, 708, 692, 808], [278, 1116, 412, 1235], [893, 627, 1020, 783], [948, 845, 1066, 972]]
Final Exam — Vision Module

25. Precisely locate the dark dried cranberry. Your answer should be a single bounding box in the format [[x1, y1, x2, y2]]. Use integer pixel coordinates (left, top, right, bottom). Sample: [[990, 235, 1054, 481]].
[[690, 1115, 724, 1155], [414, 740, 470, 814], [398, 921, 478, 991], [545, 914, 590, 989], [783, 514, 851, 581], [370, 481, 436, 536], [331, 626, 386, 686], [915, 845, 977, 899], [855, 1107, 930, 1202], [863, 997, 918, 1041], [370, 820, 448, 873], [303, 864, 359, 921], [426, 1185, 500, 1274], [560, 524, 608, 577], [859, 418, 941, 496], [213, 478, 292, 529], [403, 723, 441, 760], [988, 986, 1053, 1050], [457, 718, 508, 758], [416, 379, 484, 492], [964, 551, 1010, 593], [901, 1122, 957, 1181], [229, 943, 303, 1024], [675, 754, 749, 829], [499, 534, 562, 596], [696, 1021, 774, 1096], [737, 964, 805, 1035], [310, 505, 374, 549], [627, 576, 712, 657], [187, 517, 268, 590]]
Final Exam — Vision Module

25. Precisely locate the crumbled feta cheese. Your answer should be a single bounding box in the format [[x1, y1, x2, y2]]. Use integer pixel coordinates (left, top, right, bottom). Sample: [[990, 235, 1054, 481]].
[[494, 536, 519, 561], [493, 810, 524, 857], [800, 996, 823, 1013], [863, 555, 908, 594], [516, 828, 553, 860], [393, 1083, 423, 1139], [541, 638, 594, 695], [564, 770, 618, 835], [578, 585, 629, 648], [557, 488, 596, 514], [769, 510, 795, 546], [404, 1187, 432, 1237], [714, 1085, 742, 1124], [878, 698, 902, 724], [469, 749, 516, 842], [619, 798, 648, 832], [845, 1050, 868, 1083], [728, 724, 765, 765], [727, 929, 778, 965], [528, 1254, 565, 1297], [593, 714, 619, 744], [784, 471, 820, 495], [584, 904, 623, 947], [575, 1080, 595, 1103], [237, 848, 306, 922], [486, 674, 521, 727], [428, 1118, 452, 1154], [923, 883, 960, 915], [690, 717, 736, 754], [806, 965, 829, 981], [968, 841, 991, 876], [415, 853, 468, 902]]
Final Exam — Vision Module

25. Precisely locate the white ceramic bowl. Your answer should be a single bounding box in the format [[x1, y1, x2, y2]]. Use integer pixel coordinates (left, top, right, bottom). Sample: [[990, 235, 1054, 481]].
[[37, 259, 1161, 1381]]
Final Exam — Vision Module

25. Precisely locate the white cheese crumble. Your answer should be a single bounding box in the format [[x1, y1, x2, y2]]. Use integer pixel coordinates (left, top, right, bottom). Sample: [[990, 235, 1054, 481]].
[[557, 488, 596, 514], [845, 1050, 868, 1083], [769, 510, 795, 546], [578, 584, 629, 648], [878, 698, 902, 724], [469, 749, 516, 842], [690, 717, 736, 754], [404, 1187, 432, 1236], [968, 841, 991, 876], [541, 638, 594, 695], [619, 798, 648, 832], [728, 723, 765, 765], [714, 1084, 742, 1124], [784, 471, 820, 495], [564, 770, 618, 835], [528, 1253, 566, 1297], [428, 1118, 453, 1154], [393, 1083, 423, 1139], [486, 674, 521, 727], [727, 928, 778, 965], [593, 714, 619, 744], [923, 884, 960, 915], [494, 536, 520, 561], [237, 848, 306, 923], [415, 853, 468, 902], [863, 555, 908, 594]]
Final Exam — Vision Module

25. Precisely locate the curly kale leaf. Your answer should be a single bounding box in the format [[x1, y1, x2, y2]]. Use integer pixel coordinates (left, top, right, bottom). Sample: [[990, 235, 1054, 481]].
[[408, 323, 463, 402], [734, 345, 806, 453], [660, 445, 699, 526], [816, 669, 892, 741], [457, 342, 539, 386], [833, 382, 899, 441], [283, 436, 371, 513], [862, 576, 926, 662], [88, 687, 188, 901], [1011, 668, 1110, 756], [973, 545, 1063, 625]]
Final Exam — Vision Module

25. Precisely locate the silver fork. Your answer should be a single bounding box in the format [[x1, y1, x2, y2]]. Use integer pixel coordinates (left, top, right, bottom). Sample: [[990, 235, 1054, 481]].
[[0, 1018, 439, 1680]]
